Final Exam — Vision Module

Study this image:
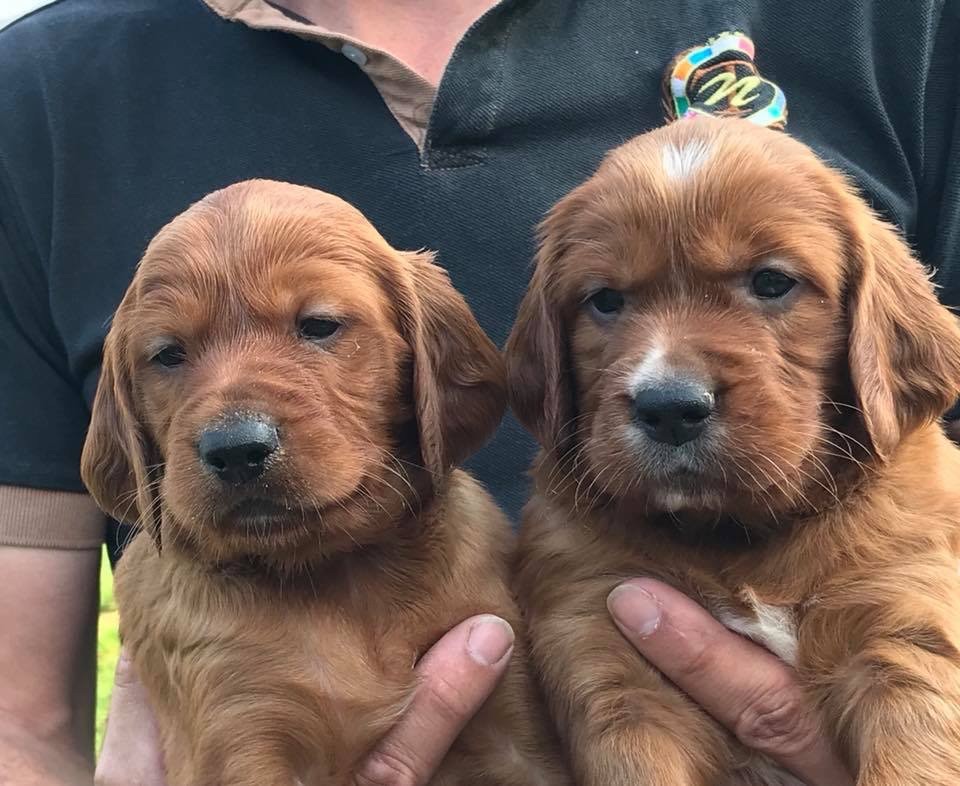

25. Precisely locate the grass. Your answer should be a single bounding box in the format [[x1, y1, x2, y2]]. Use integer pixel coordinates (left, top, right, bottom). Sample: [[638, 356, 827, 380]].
[[97, 545, 120, 754]]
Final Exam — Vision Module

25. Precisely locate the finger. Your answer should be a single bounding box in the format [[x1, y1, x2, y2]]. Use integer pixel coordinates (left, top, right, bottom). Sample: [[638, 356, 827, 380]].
[[95, 648, 167, 786], [607, 579, 853, 786], [354, 614, 514, 786]]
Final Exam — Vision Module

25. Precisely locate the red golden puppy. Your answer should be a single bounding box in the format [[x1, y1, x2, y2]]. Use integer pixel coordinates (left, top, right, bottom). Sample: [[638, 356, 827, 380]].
[[81, 180, 569, 786], [506, 117, 960, 786]]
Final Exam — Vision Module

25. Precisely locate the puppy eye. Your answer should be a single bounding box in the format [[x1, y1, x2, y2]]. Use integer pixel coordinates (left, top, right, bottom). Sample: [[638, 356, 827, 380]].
[[588, 288, 625, 316], [298, 317, 342, 343], [151, 344, 187, 368], [750, 269, 796, 299]]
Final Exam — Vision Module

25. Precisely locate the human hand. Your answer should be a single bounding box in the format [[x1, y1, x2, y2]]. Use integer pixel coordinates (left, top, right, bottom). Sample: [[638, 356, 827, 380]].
[[607, 579, 853, 786], [352, 614, 514, 785], [94, 650, 166, 786], [94, 614, 514, 786]]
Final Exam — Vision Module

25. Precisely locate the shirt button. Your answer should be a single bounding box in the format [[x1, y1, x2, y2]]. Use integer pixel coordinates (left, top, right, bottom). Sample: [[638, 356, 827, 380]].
[[341, 43, 368, 67]]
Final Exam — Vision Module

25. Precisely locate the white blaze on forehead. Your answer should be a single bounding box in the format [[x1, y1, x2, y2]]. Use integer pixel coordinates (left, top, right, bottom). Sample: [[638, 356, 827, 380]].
[[661, 138, 711, 180], [627, 343, 669, 392]]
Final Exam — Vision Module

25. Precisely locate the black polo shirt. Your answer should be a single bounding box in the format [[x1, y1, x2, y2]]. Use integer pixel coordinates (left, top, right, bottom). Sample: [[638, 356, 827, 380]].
[[0, 0, 957, 558]]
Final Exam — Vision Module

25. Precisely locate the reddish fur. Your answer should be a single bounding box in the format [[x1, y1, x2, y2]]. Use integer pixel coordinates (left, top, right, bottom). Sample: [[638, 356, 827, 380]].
[[81, 180, 570, 786], [505, 118, 960, 786]]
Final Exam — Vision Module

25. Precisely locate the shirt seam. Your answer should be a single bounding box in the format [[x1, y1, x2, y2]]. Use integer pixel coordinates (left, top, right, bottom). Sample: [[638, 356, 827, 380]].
[[422, 0, 526, 171]]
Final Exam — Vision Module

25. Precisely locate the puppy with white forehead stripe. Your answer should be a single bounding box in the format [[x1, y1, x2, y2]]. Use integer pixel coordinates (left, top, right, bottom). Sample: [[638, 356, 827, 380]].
[[506, 117, 960, 786], [81, 180, 571, 786]]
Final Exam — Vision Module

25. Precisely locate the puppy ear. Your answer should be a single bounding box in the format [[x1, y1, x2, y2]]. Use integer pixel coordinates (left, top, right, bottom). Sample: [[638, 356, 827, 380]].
[[504, 204, 576, 452], [400, 252, 506, 479], [80, 322, 162, 550], [847, 213, 960, 459]]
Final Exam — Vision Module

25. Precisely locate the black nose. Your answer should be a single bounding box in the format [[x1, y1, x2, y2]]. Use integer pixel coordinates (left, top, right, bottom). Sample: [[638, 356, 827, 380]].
[[198, 417, 280, 484], [632, 379, 714, 446]]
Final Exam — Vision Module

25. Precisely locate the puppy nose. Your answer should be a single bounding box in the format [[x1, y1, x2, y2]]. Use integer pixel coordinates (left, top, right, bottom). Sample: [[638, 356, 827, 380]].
[[632, 379, 714, 446], [198, 417, 279, 484]]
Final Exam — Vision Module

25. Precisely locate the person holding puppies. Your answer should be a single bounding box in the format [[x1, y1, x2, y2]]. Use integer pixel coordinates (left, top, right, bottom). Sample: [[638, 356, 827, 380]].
[[0, 1, 957, 784]]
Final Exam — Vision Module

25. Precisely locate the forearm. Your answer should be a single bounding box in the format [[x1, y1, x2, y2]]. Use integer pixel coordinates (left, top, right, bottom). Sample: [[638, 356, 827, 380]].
[[0, 716, 94, 786], [0, 535, 102, 786]]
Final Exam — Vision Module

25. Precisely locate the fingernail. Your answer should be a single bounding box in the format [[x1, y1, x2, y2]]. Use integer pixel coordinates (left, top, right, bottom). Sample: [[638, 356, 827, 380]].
[[466, 615, 515, 666], [608, 583, 662, 637]]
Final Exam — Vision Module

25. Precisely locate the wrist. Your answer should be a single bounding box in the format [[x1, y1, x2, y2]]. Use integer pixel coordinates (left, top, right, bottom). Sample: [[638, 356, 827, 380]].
[[0, 715, 94, 785]]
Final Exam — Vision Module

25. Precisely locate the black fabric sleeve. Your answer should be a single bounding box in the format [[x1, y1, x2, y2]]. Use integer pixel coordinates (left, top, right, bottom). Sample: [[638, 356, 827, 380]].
[[0, 174, 90, 492]]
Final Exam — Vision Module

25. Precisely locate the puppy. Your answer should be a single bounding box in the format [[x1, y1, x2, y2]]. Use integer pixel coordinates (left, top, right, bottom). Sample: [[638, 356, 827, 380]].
[[505, 118, 960, 786], [82, 180, 569, 786]]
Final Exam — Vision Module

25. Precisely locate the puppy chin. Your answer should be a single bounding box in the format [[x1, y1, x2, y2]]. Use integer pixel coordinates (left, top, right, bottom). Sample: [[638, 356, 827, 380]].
[[649, 487, 723, 513], [162, 472, 316, 550], [217, 496, 311, 531], [614, 424, 730, 513], [167, 492, 312, 546]]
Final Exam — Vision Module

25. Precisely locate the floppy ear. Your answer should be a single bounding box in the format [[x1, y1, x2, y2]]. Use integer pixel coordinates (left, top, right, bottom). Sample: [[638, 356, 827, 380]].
[[398, 252, 506, 479], [504, 203, 577, 452], [80, 321, 162, 550], [847, 212, 960, 459]]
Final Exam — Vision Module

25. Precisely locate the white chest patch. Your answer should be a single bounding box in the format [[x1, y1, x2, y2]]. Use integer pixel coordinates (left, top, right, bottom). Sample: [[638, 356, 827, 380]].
[[661, 139, 711, 180], [717, 589, 799, 667]]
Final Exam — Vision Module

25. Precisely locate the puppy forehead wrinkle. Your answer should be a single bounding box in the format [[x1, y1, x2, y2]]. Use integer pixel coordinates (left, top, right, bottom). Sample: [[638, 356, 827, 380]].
[[661, 139, 711, 181]]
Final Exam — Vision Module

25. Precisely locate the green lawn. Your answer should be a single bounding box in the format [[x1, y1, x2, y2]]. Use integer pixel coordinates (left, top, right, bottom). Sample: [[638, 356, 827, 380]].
[[97, 546, 120, 753]]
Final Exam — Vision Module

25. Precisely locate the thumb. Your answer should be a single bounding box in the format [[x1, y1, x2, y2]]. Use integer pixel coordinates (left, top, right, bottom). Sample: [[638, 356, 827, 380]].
[[354, 614, 513, 786], [607, 579, 853, 786], [95, 648, 167, 786], [354, 614, 514, 785]]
